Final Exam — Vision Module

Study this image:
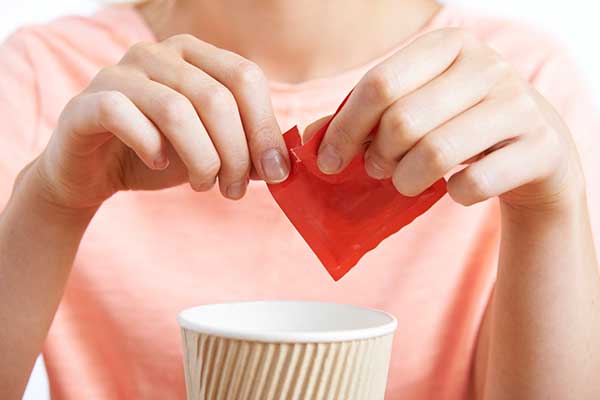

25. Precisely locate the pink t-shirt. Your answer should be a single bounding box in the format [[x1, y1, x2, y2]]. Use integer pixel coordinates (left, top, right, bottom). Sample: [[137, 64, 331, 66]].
[[1, 5, 599, 399]]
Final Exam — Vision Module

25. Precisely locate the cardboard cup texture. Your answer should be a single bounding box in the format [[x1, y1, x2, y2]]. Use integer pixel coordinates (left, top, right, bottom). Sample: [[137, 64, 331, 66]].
[[178, 302, 397, 400]]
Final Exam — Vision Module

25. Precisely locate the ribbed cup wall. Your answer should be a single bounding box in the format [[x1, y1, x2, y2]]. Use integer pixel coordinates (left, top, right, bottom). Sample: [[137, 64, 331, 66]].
[[181, 329, 393, 400]]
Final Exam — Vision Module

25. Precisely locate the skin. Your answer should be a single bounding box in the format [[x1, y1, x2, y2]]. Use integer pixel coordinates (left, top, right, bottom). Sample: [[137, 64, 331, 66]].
[[316, 28, 600, 399], [0, 0, 599, 398]]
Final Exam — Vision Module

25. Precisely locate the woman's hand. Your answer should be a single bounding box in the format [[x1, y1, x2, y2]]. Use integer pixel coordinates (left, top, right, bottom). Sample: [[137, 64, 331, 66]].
[[36, 34, 290, 210], [317, 28, 600, 399], [317, 28, 584, 213]]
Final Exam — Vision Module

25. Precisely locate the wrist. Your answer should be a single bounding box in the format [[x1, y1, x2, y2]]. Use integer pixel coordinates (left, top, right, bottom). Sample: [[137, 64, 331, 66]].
[[9, 157, 99, 226], [500, 181, 588, 244], [500, 154, 587, 223]]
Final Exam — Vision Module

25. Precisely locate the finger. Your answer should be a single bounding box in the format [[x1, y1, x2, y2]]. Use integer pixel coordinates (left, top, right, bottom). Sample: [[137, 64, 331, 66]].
[[123, 44, 250, 199], [63, 90, 168, 170], [249, 165, 260, 181], [93, 67, 221, 191], [365, 46, 511, 179], [164, 35, 290, 183], [317, 28, 466, 174], [302, 115, 331, 143], [392, 97, 533, 196], [447, 134, 554, 206]]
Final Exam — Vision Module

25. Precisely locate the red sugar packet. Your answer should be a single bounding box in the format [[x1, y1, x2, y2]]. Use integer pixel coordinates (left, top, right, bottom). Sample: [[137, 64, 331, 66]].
[[268, 97, 447, 281]]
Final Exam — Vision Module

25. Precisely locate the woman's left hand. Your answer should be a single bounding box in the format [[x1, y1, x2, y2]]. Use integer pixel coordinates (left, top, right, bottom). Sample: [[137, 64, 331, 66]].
[[317, 28, 585, 212]]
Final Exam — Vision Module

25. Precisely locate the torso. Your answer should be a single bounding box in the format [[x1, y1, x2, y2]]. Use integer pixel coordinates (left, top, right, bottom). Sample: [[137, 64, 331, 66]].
[[3, 5, 568, 398]]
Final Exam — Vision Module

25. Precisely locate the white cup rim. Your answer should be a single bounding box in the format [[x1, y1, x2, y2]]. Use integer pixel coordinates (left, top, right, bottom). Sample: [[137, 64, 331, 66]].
[[177, 301, 397, 343]]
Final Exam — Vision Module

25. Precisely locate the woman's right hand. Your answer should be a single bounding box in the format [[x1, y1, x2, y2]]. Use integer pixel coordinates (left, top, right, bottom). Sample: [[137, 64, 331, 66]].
[[34, 34, 290, 210]]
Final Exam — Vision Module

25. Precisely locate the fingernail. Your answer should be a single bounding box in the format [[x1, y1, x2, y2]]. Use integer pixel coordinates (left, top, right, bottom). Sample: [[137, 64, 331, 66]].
[[261, 149, 289, 183], [364, 154, 386, 179], [317, 144, 342, 174], [226, 182, 246, 199], [153, 153, 170, 170]]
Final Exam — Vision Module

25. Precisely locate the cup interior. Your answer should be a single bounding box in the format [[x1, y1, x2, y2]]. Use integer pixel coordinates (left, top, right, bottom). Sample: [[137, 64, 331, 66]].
[[177, 301, 397, 343]]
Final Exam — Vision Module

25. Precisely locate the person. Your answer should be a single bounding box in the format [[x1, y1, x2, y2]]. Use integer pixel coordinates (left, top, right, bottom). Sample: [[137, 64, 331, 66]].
[[1, 0, 599, 398]]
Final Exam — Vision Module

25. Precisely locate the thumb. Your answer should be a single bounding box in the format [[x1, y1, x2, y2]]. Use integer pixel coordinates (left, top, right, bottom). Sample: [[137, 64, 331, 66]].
[[302, 115, 332, 144]]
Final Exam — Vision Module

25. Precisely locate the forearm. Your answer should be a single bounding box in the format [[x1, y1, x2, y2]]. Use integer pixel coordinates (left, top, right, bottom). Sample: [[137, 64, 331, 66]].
[[481, 191, 600, 399], [0, 162, 97, 398]]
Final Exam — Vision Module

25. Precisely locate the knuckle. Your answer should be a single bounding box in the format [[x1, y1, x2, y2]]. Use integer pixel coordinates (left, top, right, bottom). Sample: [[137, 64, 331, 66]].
[[528, 108, 546, 132], [200, 85, 237, 113], [165, 33, 197, 48], [95, 66, 117, 80], [440, 27, 477, 49], [495, 78, 540, 120], [95, 91, 126, 122], [479, 50, 512, 82], [204, 156, 222, 178], [130, 41, 151, 53], [510, 87, 542, 125], [383, 103, 418, 137], [64, 93, 87, 112], [191, 159, 221, 191], [514, 89, 538, 114], [155, 94, 193, 129], [124, 41, 159, 63], [504, 72, 527, 90], [419, 136, 453, 172], [60, 95, 87, 128], [442, 27, 465, 38], [168, 65, 193, 91], [491, 56, 512, 77], [232, 60, 266, 86], [454, 28, 479, 48], [363, 68, 396, 104], [91, 66, 127, 88], [489, 62, 513, 86], [429, 28, 466, 53]]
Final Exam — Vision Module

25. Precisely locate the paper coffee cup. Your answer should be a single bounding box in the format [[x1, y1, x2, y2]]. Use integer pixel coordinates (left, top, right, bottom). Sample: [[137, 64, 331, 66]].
[[178, 301, 397, 400]]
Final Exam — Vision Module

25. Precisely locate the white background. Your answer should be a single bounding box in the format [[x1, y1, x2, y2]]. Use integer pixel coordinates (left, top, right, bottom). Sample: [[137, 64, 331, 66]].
[[0, 1, 598, 399]]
